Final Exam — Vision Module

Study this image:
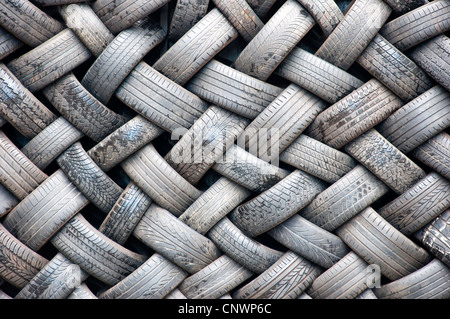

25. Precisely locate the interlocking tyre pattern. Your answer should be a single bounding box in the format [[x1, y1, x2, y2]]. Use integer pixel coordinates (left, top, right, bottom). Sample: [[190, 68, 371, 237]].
[[0, 0, 448, 301]]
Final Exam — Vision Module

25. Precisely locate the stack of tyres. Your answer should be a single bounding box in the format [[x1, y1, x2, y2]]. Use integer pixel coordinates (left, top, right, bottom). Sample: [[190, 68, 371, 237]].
[[0, 0, 449, 301]]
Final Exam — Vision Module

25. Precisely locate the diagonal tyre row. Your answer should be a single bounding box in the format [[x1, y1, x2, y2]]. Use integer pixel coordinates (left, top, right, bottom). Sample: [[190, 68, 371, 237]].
[[0, 0, 449, 299]]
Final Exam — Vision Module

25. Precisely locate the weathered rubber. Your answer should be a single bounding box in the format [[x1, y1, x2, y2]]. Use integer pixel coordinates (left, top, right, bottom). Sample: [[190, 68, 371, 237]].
[[336, 207, 431, 281], [233, 0, 316, 80], [269, 214, 350, 269], [2, 169, 88, 251]]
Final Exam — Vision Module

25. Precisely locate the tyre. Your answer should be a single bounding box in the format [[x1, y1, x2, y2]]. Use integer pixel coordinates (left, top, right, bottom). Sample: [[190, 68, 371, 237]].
[[208, 217, 283, 274], [336, 207, 431, 281], [186, 59, 282, 119], [0, 131, 47, 201], [415, 210, 450, 267], [168, 0, 209, 42], [378, 173, 450, 236], [409, 35, 450, 91], [374, 259, 450, 299], [357, 34, 434, 102], [0, 0, 63, 47], [56, 142, 123, 214], [0, 63, 57, 139], [233, 251, 321, 299], [276, 47, 364, 104], [344, 129, 426, 194], [269, 214, 350, 268], [7, 29, 92, 92], [315, 0, 392, 70], [412, 133, 450, 180], [307, 79, 403, 149], [81, 20, 166, 104], [380, 0, 450, 51], [51, 214, 146, 286], [153, 8, 238, 85], [279, 134, 357, 184], [59, 3, 115, 57], [233, 0, 316, 80], [230, 169, 326, 237], [133, 204, 222, 274], [43, 73, 127, 143], [91, 0, 170, 34], [377, 86, 450, 154], [21, 117, 83, 170], [300, 165, 389, 231], [2, 169, 88, 251], [178, 255, 253, 299]]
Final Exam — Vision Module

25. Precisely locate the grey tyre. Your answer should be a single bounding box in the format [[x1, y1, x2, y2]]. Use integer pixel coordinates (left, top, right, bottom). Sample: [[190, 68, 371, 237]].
[[56, 142, 123, 214], [357, 34, 434, 102], [296, 0, 344, 36], [179, 255, 253, 299], [87, 116, 163, 172], [335, 207, 431, 281], [0, 183, 18, 218], [98, 253, 187, 299], [59, 3, 115, 57], [98, 182, 153, 245], [0, 131, 47, 201], [315, 0, 392, 70], [275, 47, 364, 104], [213, 144, 290, 193], [307, 252, 371, 299], [380, 0, 450, 51], [208, 217, 283, 274], [279, 134, 357, 184], [0, 26, 23, 61], [179, 177, 251, 235], [409, 35, 450, 91], [269, 214, 350, 269], [15, 253, 88, 300], [233, 0, 316, 80], [0, 223, 48, 288], [415, 210, 450, 267], [186, 59, 282, 120], [300, 165, 389, 232], [344, 129, 426, 194], [239, 84, 327, 156], [374, 259, 450, 299], [43, 73, 127, 143], [7, 29, 92, 92], [121, 143, 203, 216], [91, 0, 170, 34], [0, 0, 64, 47], [212, 0, 264, 42], [168, 0, 209, 42], [230, 169, 327, 237], [377, 86, 450, 154], [164, 106, 249, 185], [51, 214, 146, 286], [233, 251, 322, 299], [307, 79, 404, 149], [0, 63, 57, 139], [378, 172, 450, 236], [81, 20, 166, 104], [133, 204, 221, 274], [21, 117, 83, 170], [153, 8, 238, 85], [412, 133, 450, 180], [116, 61, 209, 133], [2, 169, 88, 251]]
